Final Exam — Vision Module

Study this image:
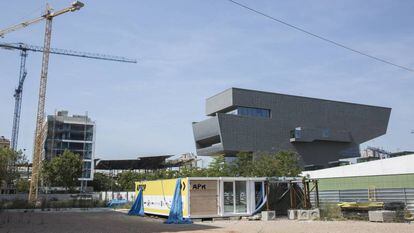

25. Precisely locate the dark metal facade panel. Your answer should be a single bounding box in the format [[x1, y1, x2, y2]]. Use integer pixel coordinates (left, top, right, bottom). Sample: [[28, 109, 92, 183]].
[[193, 88, 391, 166], [217, 113, 277, 152], [230, 88, 391, 143]]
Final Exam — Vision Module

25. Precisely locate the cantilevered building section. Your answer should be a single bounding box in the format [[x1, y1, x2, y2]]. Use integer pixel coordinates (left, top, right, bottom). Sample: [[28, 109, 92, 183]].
[[44, 110, 95, 180], [192, 88, 391, 167]]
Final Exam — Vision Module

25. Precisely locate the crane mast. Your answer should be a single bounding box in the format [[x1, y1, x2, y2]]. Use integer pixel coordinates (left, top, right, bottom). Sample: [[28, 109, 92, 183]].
[[0, 1, 85, 204], [11, 49, 27, 151], [1, 1, 135, 203], [29, 8, 53, 203]]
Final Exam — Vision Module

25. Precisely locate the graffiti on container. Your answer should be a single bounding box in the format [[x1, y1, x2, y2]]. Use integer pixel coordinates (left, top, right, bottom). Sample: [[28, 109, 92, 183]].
[[192, 183, 207, 190]]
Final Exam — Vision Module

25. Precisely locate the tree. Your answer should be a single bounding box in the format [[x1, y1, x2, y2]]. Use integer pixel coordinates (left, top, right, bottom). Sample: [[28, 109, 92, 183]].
[[0, 147, 26, 189], [42, 149, 82, 192], [16, 178, 29, 193], [90, 173, 114, 191], [206, 155, 231, 177], [251, 151, 302, 177], [95, 151, 301, 190], [116, 171, 143, 191], [178, 166, 206, 177], [274, 151, 302, 177], [251, 152, 281, 177], [229, 152, 254, 176]]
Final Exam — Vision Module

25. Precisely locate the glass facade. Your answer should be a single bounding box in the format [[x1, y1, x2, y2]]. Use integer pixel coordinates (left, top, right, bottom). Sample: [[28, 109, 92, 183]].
[[82, 161, 92, 178], [227, 106, 270, 118]]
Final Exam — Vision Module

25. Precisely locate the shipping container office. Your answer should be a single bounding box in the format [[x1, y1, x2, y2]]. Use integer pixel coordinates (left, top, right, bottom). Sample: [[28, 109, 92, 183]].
[[134, 177, 267, 218]]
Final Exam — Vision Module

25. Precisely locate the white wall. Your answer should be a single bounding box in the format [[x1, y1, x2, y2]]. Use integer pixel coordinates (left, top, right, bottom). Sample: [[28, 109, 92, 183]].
[[302, 154, 414, 179]]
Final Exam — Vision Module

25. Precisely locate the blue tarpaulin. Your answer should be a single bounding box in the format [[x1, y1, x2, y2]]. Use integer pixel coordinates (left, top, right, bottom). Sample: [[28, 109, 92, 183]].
[[164, 178, 192, 224], [255, 185, 263, 209], [253, 183, 267, 215], [128, 188, 144, 216]]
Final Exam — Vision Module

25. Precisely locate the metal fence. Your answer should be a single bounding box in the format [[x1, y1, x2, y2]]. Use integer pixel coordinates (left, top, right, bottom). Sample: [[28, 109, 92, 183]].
[[0, 192, 135, 202], [98, 191, 136, 202], [0, 193, 99, 201], [311, 188, 414, 214]]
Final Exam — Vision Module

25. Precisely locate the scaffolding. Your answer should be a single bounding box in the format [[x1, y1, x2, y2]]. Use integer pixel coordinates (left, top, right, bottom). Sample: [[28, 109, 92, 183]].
[[266, 177, 319, 215]]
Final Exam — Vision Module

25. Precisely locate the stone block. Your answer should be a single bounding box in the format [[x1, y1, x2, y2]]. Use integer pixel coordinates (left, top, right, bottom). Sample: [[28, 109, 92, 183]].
[[369, 210, 396, 222], [261, 211, 276, 221], [287, 209, 297, 220]]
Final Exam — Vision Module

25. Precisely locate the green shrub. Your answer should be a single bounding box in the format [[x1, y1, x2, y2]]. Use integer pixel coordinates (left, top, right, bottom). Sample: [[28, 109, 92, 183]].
[[320, 203, 344, 221], [0, 199, 34, 209], [0, 198, 107, 210], [112, 202, 132, 209]]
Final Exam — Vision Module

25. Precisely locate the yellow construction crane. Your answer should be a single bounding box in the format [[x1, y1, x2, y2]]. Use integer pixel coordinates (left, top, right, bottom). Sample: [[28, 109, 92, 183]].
[[0, 1, 84, 204]]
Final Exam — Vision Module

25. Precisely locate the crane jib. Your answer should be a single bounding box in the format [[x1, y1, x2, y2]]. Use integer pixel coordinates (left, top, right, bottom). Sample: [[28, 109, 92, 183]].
[[0, 42, 137, 63]]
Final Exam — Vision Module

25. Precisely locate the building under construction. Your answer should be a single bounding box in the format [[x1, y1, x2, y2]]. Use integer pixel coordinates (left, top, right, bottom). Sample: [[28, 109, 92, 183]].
[[0, 136, 10, 149], [44, 110, 95, 181]]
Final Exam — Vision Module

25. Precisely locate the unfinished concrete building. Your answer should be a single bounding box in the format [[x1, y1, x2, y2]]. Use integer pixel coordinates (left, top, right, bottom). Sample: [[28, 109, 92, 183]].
[[0, 136, 10, 149], [44, 110, 95, 181]]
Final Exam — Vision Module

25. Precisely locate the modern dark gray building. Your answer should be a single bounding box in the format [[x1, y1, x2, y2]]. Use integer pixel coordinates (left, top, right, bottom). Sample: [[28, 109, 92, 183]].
[[44, 110, 95, 181], [192, 88, 391, 167]]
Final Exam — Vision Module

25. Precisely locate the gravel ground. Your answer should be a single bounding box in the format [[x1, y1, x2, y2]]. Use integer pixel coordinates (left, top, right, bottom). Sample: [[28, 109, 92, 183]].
[[198, 219, 414, 233], [0, 211, 413, 233]]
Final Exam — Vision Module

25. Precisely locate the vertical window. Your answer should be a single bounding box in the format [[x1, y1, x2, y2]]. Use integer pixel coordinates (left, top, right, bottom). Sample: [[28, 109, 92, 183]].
[[322, 128, 330, 138], [82, 161, 92, 178], [235, 181, 247, 213], [223, 181, 248, 214], [223, 182, 234, 213]]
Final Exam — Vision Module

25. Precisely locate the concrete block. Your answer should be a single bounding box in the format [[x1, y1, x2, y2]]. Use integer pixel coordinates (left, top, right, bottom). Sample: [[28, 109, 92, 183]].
[[296, 209, 320, 220], [369, 210, 396, 222], [309, 209, 320, 220], [229, 216, 241, 220], [261, 211, 276, 221], [297, 209, 310, 220], [287, 209, 297, 220]]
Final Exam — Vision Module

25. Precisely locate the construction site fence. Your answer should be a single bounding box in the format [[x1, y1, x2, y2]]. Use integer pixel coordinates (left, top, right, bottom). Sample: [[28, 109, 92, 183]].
[[98, 191, 136, 202], [0, 193, 98, 201], [310, 188, 414, 214], [0, 192, 136, 202]]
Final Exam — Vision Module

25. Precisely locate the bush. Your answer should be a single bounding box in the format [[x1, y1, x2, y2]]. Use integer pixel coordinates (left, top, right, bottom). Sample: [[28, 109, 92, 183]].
[[112, 203, 132, 210], [320, 203, 344, 221], [0, 198, 106, 210], [0, 199, 34, 209], [111, 150, 302, 191]]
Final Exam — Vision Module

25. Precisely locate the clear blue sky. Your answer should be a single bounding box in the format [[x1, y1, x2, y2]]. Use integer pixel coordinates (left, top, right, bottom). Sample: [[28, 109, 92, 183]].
[[1, 0, 413, 160]]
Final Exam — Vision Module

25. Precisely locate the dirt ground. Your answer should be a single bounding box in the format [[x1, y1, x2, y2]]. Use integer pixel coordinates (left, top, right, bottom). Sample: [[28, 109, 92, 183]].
[[0, 211, 413, 233]]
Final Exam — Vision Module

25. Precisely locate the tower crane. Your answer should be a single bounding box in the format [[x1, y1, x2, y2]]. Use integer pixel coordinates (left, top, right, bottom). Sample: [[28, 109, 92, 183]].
[[0, 2, 84, 37], [0, 1, 86, 203], [1, 42, 136, 152], [1, 1, 133, 203]]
